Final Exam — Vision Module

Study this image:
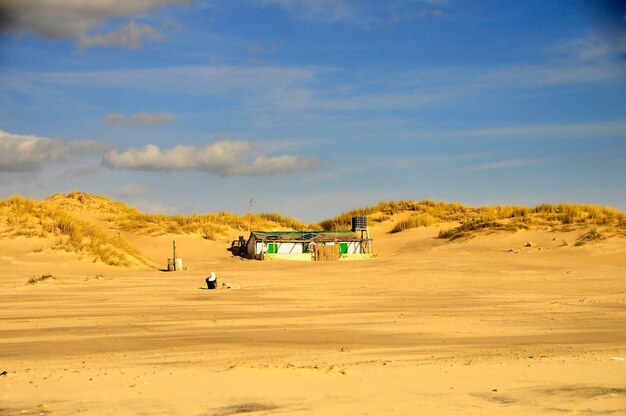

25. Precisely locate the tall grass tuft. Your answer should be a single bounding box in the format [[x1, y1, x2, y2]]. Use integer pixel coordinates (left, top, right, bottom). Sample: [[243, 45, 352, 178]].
[[575, 229, 606, 246], [390, 215, 436, 233], [0, 196, 152, 268]]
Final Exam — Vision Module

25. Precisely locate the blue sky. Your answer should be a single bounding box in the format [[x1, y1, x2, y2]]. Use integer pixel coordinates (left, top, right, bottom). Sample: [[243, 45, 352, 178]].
[[1, 0, 625, 221]]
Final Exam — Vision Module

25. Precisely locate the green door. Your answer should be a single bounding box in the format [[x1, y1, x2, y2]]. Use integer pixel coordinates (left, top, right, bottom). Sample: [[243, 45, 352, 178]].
[[268, 243, 278, 254], [339, 242, 348, 254]]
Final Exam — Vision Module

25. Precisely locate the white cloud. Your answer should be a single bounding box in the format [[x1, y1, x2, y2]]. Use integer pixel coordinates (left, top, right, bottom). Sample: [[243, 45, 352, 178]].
[[78, 21, 163, 50], [475, 34, 626, 90], [255, 0, 446, 26], [391, 120, 626, 142], [552, 35, 623, 64], [102, 142, 320, 176], [129, 112, 176, 125], [0, 0, 184, 39], [105, 112, 176, 126], [105, 113, 125, 125], [257, 0, 355, 23], [7, 65, 317, 119], [446, 120, 626, 140], [22, 66, 316, 110], [471, 159, 543, 171], [3, 36, 622, 119], [0, 129, 113, 173]]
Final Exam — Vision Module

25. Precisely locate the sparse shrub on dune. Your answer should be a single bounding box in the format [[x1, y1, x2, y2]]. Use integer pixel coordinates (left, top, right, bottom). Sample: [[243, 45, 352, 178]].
[[370, 213, 391, 223], [0, 196, 152, 268], [257, 212, 315, 231], [575, 229, 607, 246], [51, 213, 150, 267], [390, 214, 437, 233], [46, 191, 139, 217], [438, 220, 530, 240], [201, 224, 223, 241]]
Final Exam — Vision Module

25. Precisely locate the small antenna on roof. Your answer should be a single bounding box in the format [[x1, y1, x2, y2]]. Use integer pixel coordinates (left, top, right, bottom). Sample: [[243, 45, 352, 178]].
[[248, 196, 255, 232]]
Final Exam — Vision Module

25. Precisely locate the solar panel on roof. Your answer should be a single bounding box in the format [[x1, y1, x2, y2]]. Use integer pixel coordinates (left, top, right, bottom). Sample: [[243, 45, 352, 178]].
[[352, 216, 367, 231]]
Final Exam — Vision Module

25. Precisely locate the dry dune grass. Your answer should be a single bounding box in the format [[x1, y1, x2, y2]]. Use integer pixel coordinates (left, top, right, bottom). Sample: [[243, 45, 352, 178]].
[[390, 214, 437, 233], [47, 192, 315, 239], [0, 192, 316, 268], [575, 228, 607, 246], [321, 199, 625, 240], [115, 210, 315, 238], [52, 193, 624, 241], [46, 191, 138, 216], [439, 204, 625, 241], [319, 199, 467, 230], [2, 193, 624, 270], [0, 196, 152, 268]]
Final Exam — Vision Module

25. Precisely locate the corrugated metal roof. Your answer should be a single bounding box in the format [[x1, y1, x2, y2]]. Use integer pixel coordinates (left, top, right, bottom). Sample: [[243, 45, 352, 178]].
[[250, 230, 364, 242]]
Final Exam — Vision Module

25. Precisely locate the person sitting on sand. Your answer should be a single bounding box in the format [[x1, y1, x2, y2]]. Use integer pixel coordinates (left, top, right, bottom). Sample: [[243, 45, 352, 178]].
[[206, 272, 217, 290]]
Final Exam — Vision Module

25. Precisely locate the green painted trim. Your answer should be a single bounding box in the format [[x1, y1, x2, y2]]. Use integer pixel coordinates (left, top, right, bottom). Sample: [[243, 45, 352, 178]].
[[267, 243, 278, 254]]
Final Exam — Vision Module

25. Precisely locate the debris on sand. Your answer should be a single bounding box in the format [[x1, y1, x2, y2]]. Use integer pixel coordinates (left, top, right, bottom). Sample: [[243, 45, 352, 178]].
[[210, 403, 279, 416], [225, 362, 347, 375], [206, 272, 218, 289], [26, 274, 55, 285], [84, 273, 106, 282], [525, 241, 533, 247]]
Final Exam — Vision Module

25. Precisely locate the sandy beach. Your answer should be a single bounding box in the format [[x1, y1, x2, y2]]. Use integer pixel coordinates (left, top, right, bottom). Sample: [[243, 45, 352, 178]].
[[2, 1, 625, 414], [1, 222, 625, 415]]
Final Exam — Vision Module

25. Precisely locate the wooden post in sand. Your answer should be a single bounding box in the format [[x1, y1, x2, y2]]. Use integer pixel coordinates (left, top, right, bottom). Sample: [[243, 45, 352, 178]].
[[173, 240, 177, 271]]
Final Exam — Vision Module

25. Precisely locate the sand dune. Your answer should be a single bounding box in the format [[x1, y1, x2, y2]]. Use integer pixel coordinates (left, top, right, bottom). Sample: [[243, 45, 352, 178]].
[[0, 194, 625, 415]]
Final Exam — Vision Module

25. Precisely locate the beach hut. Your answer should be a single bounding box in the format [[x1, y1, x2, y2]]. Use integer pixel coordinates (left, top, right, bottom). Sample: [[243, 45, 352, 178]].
[[244, 229, 373, 261]]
